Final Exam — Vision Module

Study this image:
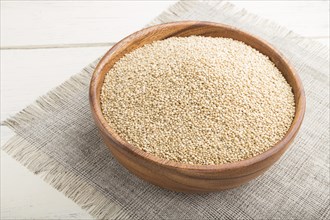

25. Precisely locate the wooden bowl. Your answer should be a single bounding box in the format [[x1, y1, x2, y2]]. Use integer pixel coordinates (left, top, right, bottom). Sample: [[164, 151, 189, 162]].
[[89, 21, 305, 192]]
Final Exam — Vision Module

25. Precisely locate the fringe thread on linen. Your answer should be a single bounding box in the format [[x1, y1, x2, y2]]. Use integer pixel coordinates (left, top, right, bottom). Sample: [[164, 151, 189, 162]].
[[2, 136, 121, 219], [2, 59, 99, 131]]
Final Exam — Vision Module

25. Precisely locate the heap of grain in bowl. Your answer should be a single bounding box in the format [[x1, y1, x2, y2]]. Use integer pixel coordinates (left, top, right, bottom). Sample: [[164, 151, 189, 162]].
[[100, 36, 295, 165]]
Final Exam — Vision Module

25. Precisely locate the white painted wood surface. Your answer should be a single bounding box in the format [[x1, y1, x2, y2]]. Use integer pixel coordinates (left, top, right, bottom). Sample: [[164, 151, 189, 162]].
[[1, 1, 329, 219]]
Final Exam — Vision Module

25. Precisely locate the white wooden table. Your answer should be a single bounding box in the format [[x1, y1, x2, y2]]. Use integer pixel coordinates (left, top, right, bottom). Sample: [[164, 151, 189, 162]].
[[1, 1, 329, 219]]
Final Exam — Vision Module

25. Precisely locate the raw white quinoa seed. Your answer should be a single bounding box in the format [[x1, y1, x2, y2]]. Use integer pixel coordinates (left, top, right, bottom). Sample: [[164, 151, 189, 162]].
[[100, 36, 295, 165]]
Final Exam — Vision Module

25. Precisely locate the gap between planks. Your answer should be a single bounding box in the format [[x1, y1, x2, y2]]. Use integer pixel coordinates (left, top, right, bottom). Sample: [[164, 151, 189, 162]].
[[1, 42, 117, 50], [1, 37, 329, 50]]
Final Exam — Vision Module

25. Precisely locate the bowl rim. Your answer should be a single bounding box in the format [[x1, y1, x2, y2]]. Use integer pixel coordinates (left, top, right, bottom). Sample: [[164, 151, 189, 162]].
[[89, 21, 306, 172]]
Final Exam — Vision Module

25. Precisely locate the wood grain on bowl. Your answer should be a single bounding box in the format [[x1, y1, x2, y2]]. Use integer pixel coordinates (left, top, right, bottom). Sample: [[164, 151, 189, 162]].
[[89, 21, 305, 192]]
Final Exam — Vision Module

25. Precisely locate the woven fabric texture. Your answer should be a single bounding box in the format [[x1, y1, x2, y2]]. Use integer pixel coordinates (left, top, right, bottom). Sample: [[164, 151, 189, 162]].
[[3, 1, 330, 219]]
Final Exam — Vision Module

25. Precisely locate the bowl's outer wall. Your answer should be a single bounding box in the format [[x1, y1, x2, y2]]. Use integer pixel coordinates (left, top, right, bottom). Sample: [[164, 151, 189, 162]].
[[89, 21, 305, 192]]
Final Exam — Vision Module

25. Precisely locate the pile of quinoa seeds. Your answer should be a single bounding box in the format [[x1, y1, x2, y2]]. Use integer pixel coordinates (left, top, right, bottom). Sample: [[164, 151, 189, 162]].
[[101, 36, 295, 165]]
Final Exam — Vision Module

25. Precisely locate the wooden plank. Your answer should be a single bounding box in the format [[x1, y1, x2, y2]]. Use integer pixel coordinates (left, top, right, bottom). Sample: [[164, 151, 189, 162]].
[[1, 1, 175, 47], [1, 153, 92, 219], [1, 46, 109, 141], [1, 46, 108, 219], [232, 1, 329, 38], [1, 1, 328, 48]]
